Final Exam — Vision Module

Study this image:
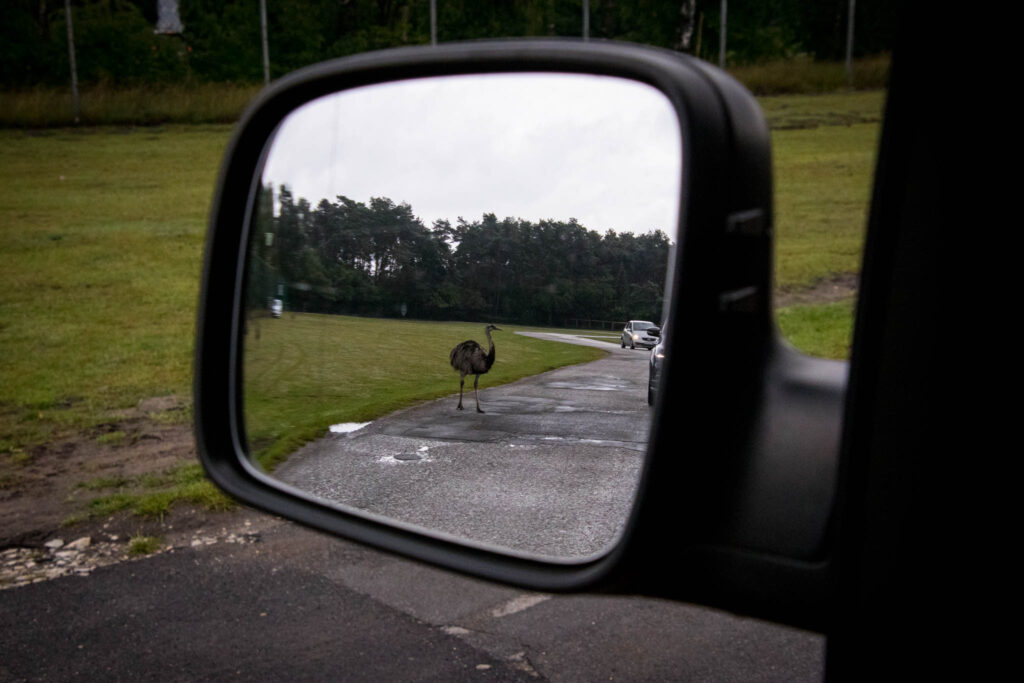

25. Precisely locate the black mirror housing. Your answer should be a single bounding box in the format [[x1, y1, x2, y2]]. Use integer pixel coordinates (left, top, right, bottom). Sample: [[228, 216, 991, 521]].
[[196, 40, 844, 631]]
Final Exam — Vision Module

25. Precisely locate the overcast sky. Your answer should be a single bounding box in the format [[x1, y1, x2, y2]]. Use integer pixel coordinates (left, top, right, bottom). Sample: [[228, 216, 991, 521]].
[[261, 72, 682, 236]]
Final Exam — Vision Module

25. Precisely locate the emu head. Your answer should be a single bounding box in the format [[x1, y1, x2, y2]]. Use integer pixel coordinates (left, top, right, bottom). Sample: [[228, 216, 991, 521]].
[[486, 324, 502, 333]]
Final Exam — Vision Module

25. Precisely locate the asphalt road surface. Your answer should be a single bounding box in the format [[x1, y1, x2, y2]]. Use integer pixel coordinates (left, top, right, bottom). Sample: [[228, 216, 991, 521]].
[[0, 334, 825, 679], [271, 333, 651, 559], [1, 512, 825, 681]]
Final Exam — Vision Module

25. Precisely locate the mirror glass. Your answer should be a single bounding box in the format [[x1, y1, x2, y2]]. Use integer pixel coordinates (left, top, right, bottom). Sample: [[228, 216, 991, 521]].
[[242, 73, 682, 560]]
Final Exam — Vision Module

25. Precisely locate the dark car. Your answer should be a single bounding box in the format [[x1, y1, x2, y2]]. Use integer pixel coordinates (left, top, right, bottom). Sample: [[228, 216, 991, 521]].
[[648, 324, 665, 405], [621, 320, 659, 349]]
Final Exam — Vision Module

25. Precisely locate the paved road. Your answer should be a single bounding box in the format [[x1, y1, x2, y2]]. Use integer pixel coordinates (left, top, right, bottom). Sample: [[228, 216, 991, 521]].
[[0, 511, 825, 681], [1, 335, 826, 680], [272, 333, 652, 559]]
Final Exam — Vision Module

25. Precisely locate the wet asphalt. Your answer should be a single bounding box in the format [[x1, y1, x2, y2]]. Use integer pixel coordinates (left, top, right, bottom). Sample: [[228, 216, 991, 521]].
[[1, 512, 825, 681], [272, 333, 652, 559], [1, 337, 825, 680]]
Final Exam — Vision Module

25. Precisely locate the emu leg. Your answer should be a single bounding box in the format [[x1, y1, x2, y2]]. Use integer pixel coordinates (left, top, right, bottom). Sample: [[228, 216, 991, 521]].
[[457, 375, 465, 410], [474, 375, 484, 413]]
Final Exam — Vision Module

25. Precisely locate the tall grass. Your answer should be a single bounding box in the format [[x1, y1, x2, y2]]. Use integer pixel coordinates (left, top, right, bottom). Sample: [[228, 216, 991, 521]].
[[0, 83, 263, 128], [0, 56, 889, 128], [731, 54, 891, 95]]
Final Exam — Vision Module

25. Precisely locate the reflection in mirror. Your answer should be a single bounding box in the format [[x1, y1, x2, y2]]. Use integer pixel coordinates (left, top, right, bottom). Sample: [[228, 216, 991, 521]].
[[243, 73, 682, 560]]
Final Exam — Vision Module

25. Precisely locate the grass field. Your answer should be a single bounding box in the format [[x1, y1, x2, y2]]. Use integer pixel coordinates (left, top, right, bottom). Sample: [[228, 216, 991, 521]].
[[0, 90, 879, 471], [773, 120, 880, 289], [776, 299, 857, 359], [244, 315, 606, 469], [0, 125, 231, 452]]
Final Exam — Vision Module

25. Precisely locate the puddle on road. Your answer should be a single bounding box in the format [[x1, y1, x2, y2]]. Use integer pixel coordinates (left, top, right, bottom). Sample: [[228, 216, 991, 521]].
[[376, 444, 433, 465], [545, 381, 624, 392]]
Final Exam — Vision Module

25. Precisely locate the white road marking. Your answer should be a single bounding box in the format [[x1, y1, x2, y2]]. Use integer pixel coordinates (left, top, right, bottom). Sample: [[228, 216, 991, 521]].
[[442, 625, 470, 635], [490, 593, 551, 618]]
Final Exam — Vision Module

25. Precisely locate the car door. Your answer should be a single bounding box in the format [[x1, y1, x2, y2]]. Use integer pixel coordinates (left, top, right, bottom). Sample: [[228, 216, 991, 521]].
[[195, 11, 961, 676], [196, 37, 839, 621]]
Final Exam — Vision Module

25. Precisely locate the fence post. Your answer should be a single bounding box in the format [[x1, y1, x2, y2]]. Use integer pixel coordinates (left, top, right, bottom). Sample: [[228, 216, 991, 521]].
[[719, 0, 727, 68], [845, 0, 857, 86], [64, 0, 80, 124], [260, 0, 271, 85], [430, 0, 437, 45]]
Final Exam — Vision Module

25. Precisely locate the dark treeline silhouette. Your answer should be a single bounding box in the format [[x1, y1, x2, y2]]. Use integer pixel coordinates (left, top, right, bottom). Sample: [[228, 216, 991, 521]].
[[248, 185, 671, 326], [2, 1, 897, 88]]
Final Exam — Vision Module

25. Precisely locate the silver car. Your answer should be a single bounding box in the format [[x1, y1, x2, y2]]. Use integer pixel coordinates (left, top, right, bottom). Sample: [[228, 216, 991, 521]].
[[621, 320, 659, 350]]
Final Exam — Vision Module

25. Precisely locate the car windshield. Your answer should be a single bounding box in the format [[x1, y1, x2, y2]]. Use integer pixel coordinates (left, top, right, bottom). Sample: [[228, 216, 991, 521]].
[[632, 321, 655, 331]]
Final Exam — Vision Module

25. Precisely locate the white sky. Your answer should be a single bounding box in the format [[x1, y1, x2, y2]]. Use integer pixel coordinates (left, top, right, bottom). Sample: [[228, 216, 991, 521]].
[[261, 72, 682, 236]]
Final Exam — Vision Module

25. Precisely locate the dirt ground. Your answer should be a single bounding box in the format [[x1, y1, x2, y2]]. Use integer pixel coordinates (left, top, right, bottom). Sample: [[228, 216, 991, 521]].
[[0, 396, 212, 550], [1, 274, 858, 554], [774, 272, 859, 308]]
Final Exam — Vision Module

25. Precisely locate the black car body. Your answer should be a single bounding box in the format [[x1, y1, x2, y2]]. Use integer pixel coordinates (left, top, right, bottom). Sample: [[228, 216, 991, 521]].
[[648, 325, 665, 405]]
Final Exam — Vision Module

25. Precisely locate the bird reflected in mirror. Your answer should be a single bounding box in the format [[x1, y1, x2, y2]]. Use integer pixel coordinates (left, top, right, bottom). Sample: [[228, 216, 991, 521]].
[[449, 324, 502, 413]]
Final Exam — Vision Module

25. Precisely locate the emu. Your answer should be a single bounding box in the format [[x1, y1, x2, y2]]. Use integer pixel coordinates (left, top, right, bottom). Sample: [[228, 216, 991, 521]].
[[449, 324, 501, 413]]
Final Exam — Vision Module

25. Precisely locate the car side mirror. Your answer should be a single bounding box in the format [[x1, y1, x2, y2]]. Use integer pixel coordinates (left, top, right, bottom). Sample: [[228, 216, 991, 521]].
[[196, 41, 845, 632]]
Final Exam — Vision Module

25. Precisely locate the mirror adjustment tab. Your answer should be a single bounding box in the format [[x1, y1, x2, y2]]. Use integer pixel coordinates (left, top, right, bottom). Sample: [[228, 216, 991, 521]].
[[726, 209, 766, 237], [719, 286, 759, 313]]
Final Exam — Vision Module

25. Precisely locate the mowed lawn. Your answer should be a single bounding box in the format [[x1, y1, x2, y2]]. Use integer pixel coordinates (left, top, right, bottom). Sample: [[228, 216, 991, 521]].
[[244, 315, 604, 468], [773, 121, 880, 289], [0, 90, 882, 455], [0, 126, 231, 450]]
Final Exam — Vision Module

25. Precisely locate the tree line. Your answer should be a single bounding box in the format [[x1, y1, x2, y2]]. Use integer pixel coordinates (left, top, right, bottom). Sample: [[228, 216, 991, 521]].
[[2, 1, 897, 88], [247, 186, 672, 326]]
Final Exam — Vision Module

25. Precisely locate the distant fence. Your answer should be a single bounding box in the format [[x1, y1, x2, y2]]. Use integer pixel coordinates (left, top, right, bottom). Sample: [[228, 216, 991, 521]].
[[563, 318, 625, 331]]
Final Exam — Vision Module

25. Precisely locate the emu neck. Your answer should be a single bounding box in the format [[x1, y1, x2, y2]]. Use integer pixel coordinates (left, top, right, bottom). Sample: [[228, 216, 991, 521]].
[[484, 328, 496, 368]]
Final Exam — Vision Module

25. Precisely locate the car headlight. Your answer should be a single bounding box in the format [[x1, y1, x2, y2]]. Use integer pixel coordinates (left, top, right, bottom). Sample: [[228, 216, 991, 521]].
[[633, 333, 640, 339]]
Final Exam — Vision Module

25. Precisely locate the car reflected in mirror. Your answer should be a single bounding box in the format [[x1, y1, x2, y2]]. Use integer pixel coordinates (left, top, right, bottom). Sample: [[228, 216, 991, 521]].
[[620, 320, 660, 350], [240, 72, 682, 560], [648, 322, 667, 406]]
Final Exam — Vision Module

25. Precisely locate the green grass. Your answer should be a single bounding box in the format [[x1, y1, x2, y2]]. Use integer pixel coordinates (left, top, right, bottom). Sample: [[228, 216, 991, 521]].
[[0, 87, 880, 490], [759, 90, 885, 130], [244, 315, 606, 469], [95, 430, 127, 446], [78, 475, 131, 490], [776, 300, 856, 360], [83, 463, 234, 520], [0, 125, 231, 453], [127, 535, 163, 556], [772, 116, 880, 291]]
